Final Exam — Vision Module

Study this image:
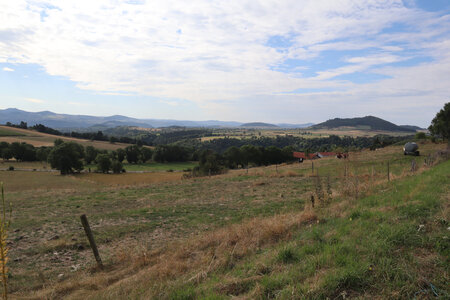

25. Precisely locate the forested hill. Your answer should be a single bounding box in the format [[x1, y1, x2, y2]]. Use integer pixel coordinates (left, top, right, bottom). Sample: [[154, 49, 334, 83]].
[[311, 116, 416, 132], [240, 122, 278, 128]]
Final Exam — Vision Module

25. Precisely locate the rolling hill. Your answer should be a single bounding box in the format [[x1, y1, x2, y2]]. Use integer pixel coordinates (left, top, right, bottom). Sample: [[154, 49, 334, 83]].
[[0, 108, 242, 129], [240, 122, 279, 128], [0, 125, 132, 150], [0, 108, 314, 130], [311, 116, 417, 132]]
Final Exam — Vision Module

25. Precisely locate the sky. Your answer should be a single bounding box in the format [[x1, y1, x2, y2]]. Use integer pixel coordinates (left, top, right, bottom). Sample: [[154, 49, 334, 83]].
[[0, 0, 449, 127]]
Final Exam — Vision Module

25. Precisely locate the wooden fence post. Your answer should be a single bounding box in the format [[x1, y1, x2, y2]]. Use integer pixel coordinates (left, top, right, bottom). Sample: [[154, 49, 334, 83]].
[[387, 161, 390, 181], [312, 162, 314, 175], [411, 159, 416, 172], [80, 214, 103, 269]]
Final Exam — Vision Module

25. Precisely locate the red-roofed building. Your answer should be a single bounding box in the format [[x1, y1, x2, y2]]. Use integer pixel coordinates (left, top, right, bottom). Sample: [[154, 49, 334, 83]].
[[317, 152, 336, 158], [293, 152, 319, 162]]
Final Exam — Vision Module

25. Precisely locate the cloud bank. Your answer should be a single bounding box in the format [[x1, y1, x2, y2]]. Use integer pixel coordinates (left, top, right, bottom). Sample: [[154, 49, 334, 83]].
[[0, 0, 449, 125]]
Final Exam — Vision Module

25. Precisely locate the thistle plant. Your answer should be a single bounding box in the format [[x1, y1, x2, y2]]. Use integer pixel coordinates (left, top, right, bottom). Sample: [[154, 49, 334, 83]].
[[0, 183, 11, 300]]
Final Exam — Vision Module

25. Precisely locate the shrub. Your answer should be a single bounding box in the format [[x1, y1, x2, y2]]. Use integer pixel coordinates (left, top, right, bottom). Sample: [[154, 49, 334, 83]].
[[7, 166, 13, 171], [111, 160, 123, 174], [415, 132, 426, 139], [96, 154, 112, 173]]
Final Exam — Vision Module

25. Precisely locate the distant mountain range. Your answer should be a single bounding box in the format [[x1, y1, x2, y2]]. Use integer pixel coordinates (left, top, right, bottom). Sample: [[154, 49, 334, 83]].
[[311, 116, 420, 132], [0, 108, 312, 130], [0, 109, 422, 132]]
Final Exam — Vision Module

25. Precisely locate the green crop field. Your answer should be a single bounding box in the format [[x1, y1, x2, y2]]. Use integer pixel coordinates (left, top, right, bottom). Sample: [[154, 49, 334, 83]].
[[4, 142, 449, 299], [0, 127, 25, 137], [0, 125, 134, 150]]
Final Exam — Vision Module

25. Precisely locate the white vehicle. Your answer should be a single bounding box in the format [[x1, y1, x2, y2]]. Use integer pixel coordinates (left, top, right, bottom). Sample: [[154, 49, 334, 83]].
[[403, 142, 420, 156]]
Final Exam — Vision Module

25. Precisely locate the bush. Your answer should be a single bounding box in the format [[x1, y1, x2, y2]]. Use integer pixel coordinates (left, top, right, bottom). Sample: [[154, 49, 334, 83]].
[[415, 132, 426, 139], [7, 166, 14, 171], [111, 160, 123, 174], [96, 154, 112, 173]]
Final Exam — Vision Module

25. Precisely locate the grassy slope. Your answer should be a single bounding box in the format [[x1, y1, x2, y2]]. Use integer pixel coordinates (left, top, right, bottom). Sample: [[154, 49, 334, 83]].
[[172, 161, 450, 299], [14, 145, 447, 300], [0, 125, 132, 150], [8, 144, 450, 299], [199, 161, 449, 299], [98, 160, 448, 300], [7, 171, 307, 293], [0, 127, 25, 136]]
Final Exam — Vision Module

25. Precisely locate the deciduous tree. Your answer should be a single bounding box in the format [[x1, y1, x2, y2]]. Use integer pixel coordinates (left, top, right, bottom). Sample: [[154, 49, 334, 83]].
[[48, 142, 84, 175]]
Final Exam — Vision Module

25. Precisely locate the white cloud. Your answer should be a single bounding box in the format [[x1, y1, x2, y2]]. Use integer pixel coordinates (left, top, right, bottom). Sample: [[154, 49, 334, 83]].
[[2, 67, 14, 72], [25, 97, 45, 103], [0, 0, 449, 125]]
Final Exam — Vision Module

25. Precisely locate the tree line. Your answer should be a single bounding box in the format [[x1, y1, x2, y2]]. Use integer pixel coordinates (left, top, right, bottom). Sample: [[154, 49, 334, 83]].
[[0, 140, 180, 174], [0, 134, 416, 176], [193, 145, 296, 176]]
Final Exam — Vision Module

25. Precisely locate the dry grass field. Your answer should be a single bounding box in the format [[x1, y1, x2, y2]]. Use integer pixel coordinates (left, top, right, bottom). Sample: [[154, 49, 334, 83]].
[[3, 141, 448, 299], [0, 126, 132, 150]]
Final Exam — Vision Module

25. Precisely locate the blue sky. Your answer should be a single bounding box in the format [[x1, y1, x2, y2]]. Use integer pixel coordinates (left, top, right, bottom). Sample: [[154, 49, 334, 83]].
[[1, 0, 449, 127]]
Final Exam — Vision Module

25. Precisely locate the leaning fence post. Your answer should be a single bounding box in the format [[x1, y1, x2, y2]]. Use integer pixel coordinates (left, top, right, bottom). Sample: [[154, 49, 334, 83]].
[[411, 159, 416, 172], [80, 214, 103, 269]]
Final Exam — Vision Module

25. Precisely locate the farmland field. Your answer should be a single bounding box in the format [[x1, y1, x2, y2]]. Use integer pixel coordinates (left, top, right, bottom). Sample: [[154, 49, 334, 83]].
[[199, 127, 415, 142], [0, 126, 134, 150], [4, 141, 448, 299], [0, 127, 25, 136], [85, 161, 197, 172]]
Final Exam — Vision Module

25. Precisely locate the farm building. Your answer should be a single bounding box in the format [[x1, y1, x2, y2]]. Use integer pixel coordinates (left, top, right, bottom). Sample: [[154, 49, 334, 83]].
[[292, 152, 319, 162], [316, 152, 336, 158]]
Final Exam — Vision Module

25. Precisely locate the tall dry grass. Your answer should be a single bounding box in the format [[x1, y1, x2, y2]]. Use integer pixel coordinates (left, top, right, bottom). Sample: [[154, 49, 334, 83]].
[[0, 183, 11, 300]]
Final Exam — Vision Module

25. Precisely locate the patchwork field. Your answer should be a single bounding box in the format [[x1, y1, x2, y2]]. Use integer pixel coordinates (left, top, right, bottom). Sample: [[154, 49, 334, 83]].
[[2, 142, 448, 299], [200, 127, 416, 141]]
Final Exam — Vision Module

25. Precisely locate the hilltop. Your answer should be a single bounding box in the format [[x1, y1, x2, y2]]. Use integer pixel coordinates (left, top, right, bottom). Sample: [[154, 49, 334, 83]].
[[240, 122, 279, 128], [311, 116, 417, 132]]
